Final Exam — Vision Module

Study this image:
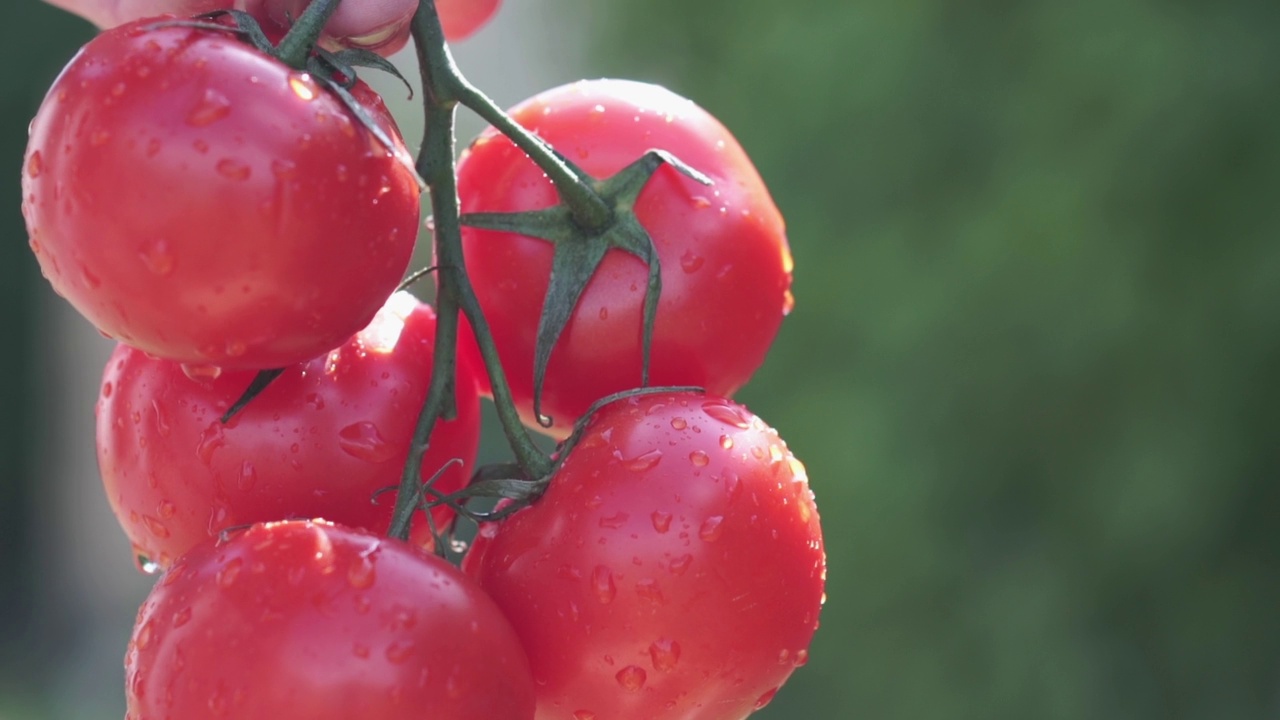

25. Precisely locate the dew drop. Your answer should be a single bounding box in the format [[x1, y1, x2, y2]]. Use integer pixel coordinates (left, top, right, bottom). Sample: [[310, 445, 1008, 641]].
[[187, 88, 232, 126], [305, 393, 325, 410], [794, 648, 810, 666], [271, 159, 298, 180], [139, 239, 174, 276], [615, 666, 646, 692], [689, 450, 710, 467], [142, 515, 170, 539], [172, 607, 192, 628], [238, 461, 257, 491], [573, 712, 596, 720], [157, 500, 175, 519], [181, 364, 222, 382], [598, 512, 628, 530], [635, 579, 664, 604], [216, 558, 242, 588], [592, 565, 616, 604], [669, 417, 688, 431], [679, 251, 704, 273], [701, 400, 752, 429], [26, 151, 42, 178], [668, 554, 692, 576], [152, 400, 171, 437], [754, 687, 780, 709], [215, 158, 251, 181], [782, 290, 796, 316], [622, 449, 663, 472], [699, 516, 725, 542], [134, 551, 161, 575], [651, 511, 672, 533], [196, 422, 226, 465], [347, 555, 376, 589], [691, 195, 711, 209], [385, 639, 415, 664], [649, 638, 681, 672], [338, 421, 397, 463], [102, 381, 114, 399]]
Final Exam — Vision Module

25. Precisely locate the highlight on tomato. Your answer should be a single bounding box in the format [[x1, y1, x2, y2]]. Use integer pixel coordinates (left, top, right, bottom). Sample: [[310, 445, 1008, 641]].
[[464, 391, 824, 719], [22, 17, 420, 370], [98, 292, 483, 571]]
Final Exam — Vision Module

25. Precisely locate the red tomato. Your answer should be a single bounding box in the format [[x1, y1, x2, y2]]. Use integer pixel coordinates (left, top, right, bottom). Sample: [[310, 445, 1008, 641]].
[[457, 79, 793, 436], [98, 292, 482, 571], [437, 0, 502, 40], [125, 520, 536, 719], [464, 391, 824, 719], [22, 18, 419, 369]]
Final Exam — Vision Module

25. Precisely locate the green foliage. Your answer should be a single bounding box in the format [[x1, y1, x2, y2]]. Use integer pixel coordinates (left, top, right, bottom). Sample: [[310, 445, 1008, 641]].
[[582, 0, 1280, 717]]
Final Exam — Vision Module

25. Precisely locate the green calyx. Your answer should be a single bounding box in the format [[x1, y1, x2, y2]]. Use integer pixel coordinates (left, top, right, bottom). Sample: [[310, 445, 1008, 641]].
[[461, 150, 713, 428]]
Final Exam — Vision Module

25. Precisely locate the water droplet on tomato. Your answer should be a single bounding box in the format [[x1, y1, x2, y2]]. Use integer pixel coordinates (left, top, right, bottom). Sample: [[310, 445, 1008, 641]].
[[699, 516, 725, 542], [615, 666, 646, 692], [689, 450, 710, 467], [137, 238, 175, 276], [701, 400, 752, 428], [794, 648, 810, 666], [598, 511, 628, 529], [754, 687, 780, 709], [133, 549, 160, 575], [142, 515, 170, 539], [691, 195, 711, 209], [592, 565, 616, 604], [572, 711, 596, 720], [635, 579, 664, 604], [216, 558, 242, 588], [181, 363, 221, 382], [80, 263, 102, 288], [668, 554, 692, 575], [649, 638, 681, 672], [651, 511, 672, 533], [157, 500, 175, 519], [187, 88, 232, 126], [238, 461, 257, 491], [26, 151, 42, 178], [385, 640, 415, 664], [622, 449, 662, 472], [782, 290, 796, 316], [338, 422, 397, 463], [679, 251, 704, 273], [102, 381, 114, 399], [215, 158, 251, 181], [670, 417, 688, 430], [196, 422, 226, 465], [719, 434, 734, 450], [347, 555, 376, 589]]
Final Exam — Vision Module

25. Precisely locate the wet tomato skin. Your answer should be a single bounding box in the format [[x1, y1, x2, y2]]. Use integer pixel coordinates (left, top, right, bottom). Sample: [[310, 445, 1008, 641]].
[[98, 292, 482, 570], [22, 18, 419, 369], [125, 520, 536, 720], [464, 391, 825, 720]]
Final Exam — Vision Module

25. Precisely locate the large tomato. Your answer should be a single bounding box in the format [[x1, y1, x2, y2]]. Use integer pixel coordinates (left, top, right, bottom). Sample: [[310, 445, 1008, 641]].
[[457, 79, 793, 437], [464, 391, 824, 719], [126, 520, 536, 719], [22, 18, 419, 369], [98, 292, 482, 571]]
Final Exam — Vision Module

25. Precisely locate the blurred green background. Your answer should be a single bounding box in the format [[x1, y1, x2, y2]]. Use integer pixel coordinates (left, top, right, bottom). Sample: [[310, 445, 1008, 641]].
[[2, 0, 1278, 718]]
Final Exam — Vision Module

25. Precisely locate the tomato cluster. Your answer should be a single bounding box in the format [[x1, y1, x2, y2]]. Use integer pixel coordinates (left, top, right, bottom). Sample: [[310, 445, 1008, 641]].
[[23, 2, 823, 719]]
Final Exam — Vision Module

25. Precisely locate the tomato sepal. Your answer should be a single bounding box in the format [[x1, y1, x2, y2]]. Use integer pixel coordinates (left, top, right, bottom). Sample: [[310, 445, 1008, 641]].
[[460, 150, 713, 428]]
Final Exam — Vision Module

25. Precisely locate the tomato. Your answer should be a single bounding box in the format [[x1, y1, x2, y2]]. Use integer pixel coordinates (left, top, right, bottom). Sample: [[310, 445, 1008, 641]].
[[125, 520, 536, 719], [437, 0, 502, 40], [457, 79, 793, 436], [98, 292, 482, 571], [464, 391, 824, 719], [22, 18, 419, 369]]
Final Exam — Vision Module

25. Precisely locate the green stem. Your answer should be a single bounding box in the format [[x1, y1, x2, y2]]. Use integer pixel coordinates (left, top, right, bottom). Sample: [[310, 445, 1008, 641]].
[[386, 0, 555, 541], [452, 82, 613, 231], [274, 0, 345, 68]]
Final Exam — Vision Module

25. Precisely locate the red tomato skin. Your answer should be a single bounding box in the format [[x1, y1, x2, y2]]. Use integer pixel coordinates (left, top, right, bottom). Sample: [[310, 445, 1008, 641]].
[[22, 19, 419, 369], [457, 79, 793, 436], [465, 392, 824, 720], [98, 292, 482, 570], [125, 520, 536, 720], [437, 0, 502, 40]]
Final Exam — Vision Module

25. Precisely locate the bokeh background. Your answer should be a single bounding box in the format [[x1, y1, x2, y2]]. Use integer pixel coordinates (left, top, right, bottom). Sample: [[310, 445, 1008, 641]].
[[1, 0, 1278, 718]]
